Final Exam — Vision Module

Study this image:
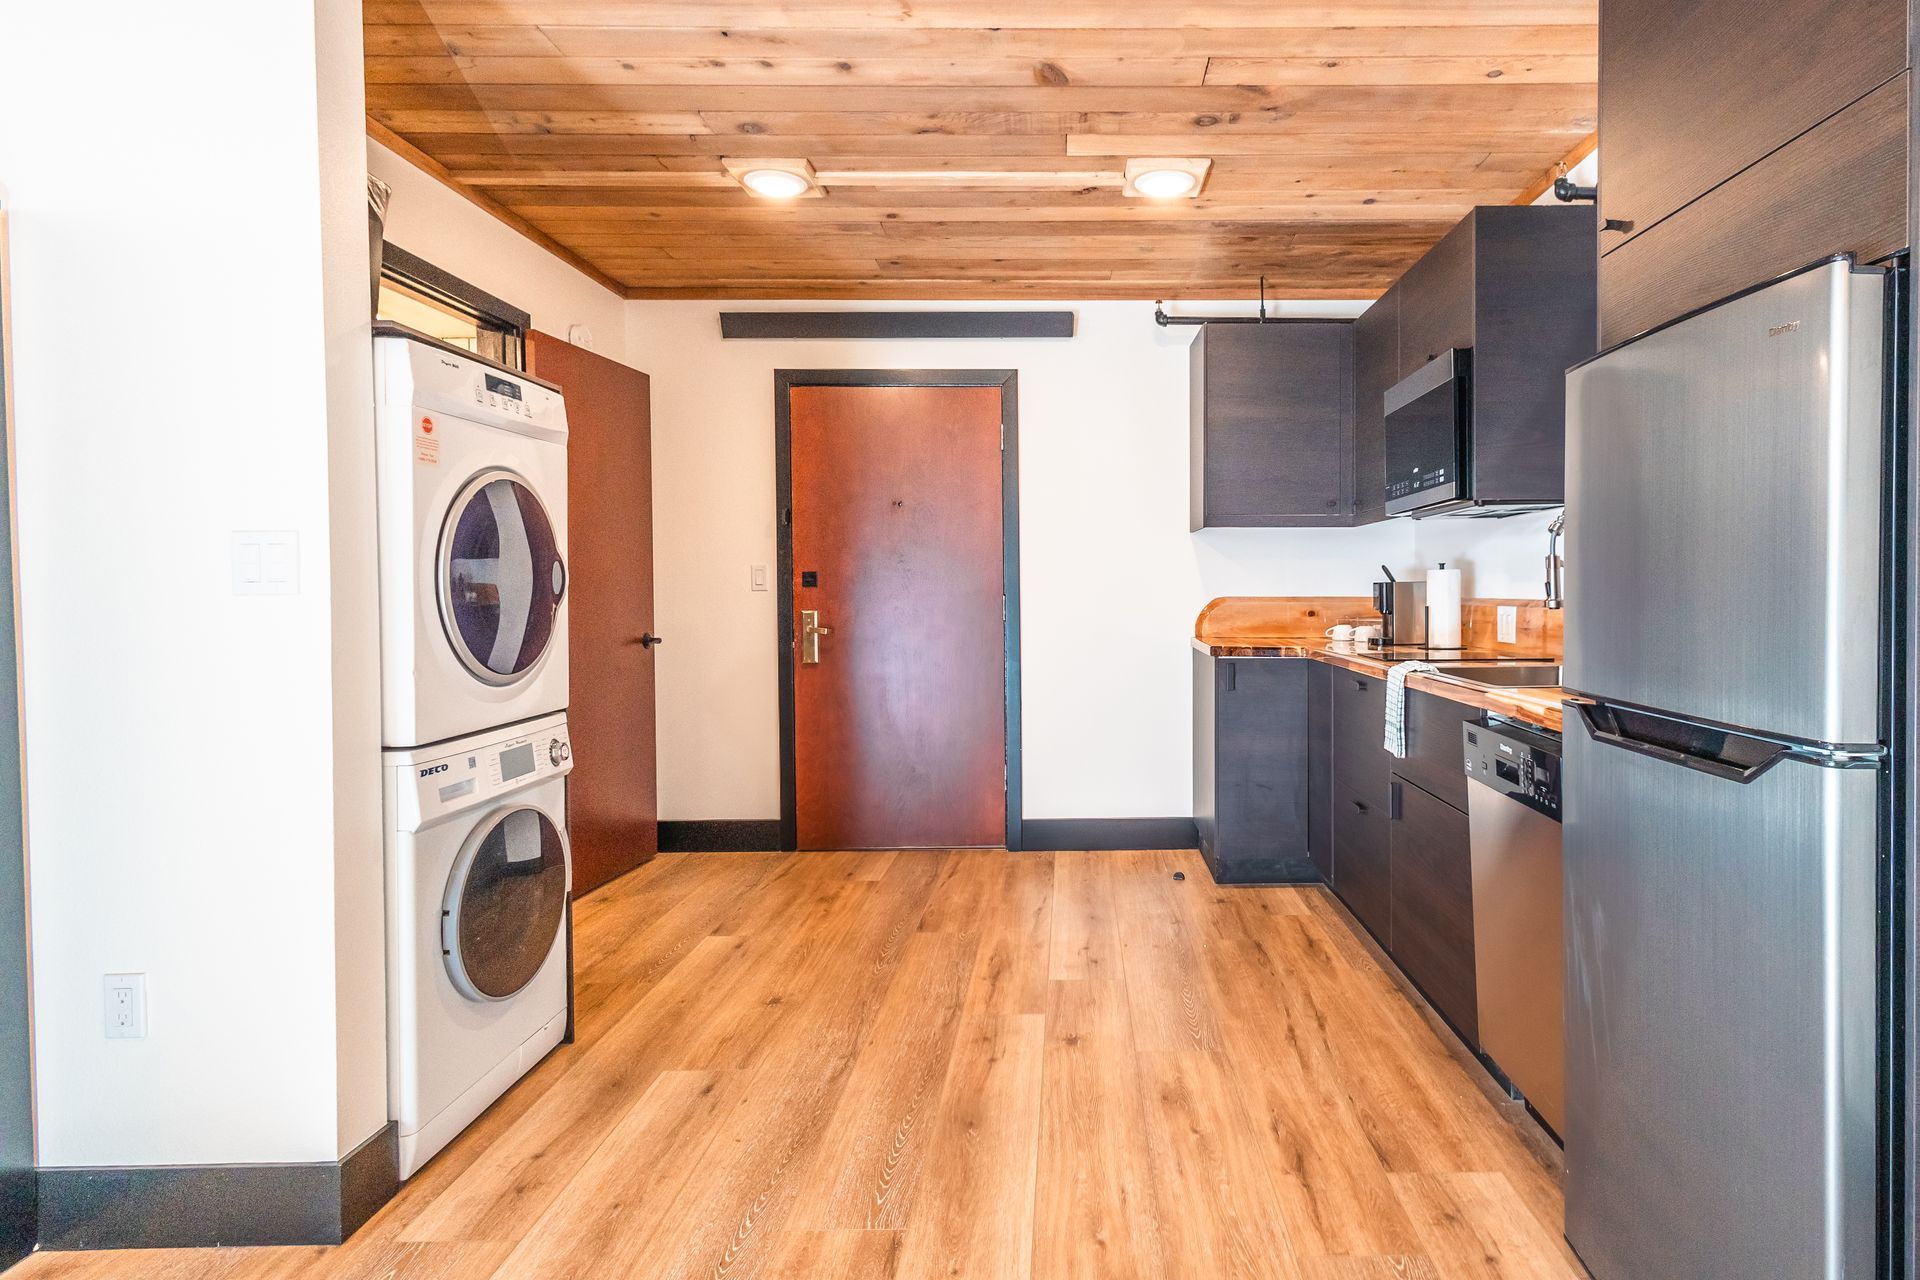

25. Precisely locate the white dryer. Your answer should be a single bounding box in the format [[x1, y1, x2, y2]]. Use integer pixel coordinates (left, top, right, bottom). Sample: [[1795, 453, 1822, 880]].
[[385, 712, 573, 1179], [374, 324, 569, 749]]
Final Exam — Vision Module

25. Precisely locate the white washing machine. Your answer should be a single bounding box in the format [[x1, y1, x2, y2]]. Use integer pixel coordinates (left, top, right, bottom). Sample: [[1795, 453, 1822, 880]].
[[385, 711, 573, 1179], [374, 323, 569, 749]]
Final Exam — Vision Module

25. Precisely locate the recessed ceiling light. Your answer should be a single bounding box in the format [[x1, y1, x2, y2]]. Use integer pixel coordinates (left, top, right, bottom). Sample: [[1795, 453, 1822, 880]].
[[742, 168, 810, 198], [1133, 169, 1198, 198], [722, 157, 822, 200], [1123, 158, 1212, 200]]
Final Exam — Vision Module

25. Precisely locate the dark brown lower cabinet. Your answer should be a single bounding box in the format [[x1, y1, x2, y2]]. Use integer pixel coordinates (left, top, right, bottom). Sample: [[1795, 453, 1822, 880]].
[[1388, 776, 1478, 1048], [1328, 671, 1392, 944], [1192, 652, 1319, 884], [1326, 678, 1480, 1049], [1332, 776, 1393, 946], [1306, 661, 1332, 879]]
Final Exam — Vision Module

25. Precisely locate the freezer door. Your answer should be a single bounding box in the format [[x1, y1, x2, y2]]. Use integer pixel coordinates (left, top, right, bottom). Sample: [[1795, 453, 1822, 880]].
[[1564, 710, 1879, 1280], [1564, 260, 1885, 746]]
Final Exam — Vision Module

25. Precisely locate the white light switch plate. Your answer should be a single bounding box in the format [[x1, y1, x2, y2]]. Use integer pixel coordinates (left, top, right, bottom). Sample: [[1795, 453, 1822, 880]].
[[104, 973, 146, 1039], [750, 564, 769, 592], [1497, 605, 1518, 644], [231, 531, 299, 595]]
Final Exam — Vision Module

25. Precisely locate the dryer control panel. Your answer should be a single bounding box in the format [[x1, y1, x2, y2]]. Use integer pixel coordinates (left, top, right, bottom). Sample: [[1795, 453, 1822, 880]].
[[380, 331, 567, 443], [391, 718, 573, 831]]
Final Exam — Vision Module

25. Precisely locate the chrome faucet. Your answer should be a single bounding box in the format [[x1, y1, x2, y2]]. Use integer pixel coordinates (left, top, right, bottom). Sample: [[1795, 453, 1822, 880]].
[[1545, 512, 1566, 610]]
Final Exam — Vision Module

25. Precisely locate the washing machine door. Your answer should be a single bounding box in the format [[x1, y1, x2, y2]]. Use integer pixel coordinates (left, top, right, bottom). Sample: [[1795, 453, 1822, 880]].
[[438, 468, 566, 687], [442, 804, 569, 1002]]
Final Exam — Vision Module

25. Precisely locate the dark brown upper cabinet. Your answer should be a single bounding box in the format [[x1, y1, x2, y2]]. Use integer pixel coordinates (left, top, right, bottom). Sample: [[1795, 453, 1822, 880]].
[[1189, 321, 1355, 529], [1350, 285, 1398, 527], [1351, 205, 1597, 518], [1597, 0, 1909, 345], [1598, 0, 1905, 263]]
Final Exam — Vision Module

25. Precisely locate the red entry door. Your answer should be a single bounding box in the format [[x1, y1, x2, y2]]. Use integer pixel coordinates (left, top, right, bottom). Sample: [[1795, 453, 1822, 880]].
[[788, 384, 1007, 850], [528, 331, 657, 895]]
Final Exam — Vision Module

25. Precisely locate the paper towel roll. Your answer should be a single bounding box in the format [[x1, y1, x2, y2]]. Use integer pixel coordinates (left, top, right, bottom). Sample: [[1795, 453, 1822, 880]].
[[1426, 564, 1463, 649]]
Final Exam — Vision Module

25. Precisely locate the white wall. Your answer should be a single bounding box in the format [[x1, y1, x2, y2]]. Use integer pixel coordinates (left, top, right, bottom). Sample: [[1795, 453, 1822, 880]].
[[369, 140, 626, 352], [0, 3, 383, 1166], [1412, 507, 1561, 600], [627, 300, 1419, 823]]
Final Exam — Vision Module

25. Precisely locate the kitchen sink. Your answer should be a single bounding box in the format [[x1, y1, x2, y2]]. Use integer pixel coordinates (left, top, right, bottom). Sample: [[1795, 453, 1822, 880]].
[[1428, 663, 1562, 688]]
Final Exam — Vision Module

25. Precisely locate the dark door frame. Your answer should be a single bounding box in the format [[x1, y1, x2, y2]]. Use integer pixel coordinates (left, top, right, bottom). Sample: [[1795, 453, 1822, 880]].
[[773, 369, 1022, 853]]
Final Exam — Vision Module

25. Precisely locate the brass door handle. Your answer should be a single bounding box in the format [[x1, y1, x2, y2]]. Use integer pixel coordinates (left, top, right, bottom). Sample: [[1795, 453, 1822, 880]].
[[800, 610, 833, 665]]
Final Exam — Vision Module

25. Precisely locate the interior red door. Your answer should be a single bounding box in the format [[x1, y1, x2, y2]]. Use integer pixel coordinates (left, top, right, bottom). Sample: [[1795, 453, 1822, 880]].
[[528, 331, 657, 895], [788, 384, 1006, 851]]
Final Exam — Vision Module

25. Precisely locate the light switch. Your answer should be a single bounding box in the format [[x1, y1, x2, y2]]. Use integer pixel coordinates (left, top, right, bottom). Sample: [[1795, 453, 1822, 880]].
[[750, 564, 769, 592], [1497, 605, 1518, 644], [231, 532, 299, 595]]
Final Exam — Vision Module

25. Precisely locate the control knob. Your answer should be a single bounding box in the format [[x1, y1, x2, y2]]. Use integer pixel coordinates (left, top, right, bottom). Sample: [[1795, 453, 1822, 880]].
[[549, 738, 564, 766]]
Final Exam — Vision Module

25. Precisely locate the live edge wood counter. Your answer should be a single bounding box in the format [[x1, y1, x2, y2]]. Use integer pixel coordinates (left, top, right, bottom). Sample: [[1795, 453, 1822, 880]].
[[1194, 595, 1567, 734]]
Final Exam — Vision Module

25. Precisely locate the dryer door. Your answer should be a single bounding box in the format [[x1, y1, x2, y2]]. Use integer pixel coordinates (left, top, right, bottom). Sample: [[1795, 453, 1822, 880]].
[[442, 804, 569, 1001], [439, 469, 566, 686]]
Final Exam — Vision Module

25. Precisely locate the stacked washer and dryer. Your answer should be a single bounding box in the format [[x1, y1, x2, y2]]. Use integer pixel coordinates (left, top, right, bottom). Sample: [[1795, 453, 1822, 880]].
[[372, 323, 574, 1179]]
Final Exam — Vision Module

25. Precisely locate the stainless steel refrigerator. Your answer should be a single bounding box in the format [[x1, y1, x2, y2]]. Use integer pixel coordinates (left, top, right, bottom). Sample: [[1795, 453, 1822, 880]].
[[1563, 257, 1896, 1280]]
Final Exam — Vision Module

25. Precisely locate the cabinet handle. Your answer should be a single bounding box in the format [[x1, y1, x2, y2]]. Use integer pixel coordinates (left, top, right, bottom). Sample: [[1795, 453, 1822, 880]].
[[1353, 678, 1368, 691], [1351, 798, 1369, 814], [1389, 780, 1403, 820], [1226, 661, 1236, 693]]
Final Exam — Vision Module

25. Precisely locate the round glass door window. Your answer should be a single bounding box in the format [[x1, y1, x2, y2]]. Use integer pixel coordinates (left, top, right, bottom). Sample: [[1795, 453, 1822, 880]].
[[439, 470, 565, 686], [443, 805, 569, 1001]]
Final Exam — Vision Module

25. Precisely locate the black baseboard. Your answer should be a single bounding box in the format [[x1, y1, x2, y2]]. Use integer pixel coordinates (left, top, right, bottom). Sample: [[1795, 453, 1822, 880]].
[[37, 1122, 397, 1250], [1, 1165, 33, 1270], [1018, 817, 1199, 851], [657, 819, 783, 852]]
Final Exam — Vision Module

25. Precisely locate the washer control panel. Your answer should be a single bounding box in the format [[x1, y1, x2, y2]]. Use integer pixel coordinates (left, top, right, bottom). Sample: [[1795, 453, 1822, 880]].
[[393, 719, 572, 829]]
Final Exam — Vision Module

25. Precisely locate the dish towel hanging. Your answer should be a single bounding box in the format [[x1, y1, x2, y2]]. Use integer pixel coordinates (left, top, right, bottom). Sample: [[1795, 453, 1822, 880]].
[[1384, 660, 1440, 758]]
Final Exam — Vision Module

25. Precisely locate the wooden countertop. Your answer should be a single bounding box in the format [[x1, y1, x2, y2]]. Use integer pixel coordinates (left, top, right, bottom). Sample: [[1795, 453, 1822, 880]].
[[1193, 596, 1568, 734]]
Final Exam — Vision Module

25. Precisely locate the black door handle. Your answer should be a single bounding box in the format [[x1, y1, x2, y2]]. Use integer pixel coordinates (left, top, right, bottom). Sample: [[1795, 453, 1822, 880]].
[[638, 632, 663, 649]]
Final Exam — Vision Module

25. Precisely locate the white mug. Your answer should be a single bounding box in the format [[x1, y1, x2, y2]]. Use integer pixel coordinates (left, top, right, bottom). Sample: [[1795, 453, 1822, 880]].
[[1351, 624, 1382, 644], [1325, 624, 1354, 641]]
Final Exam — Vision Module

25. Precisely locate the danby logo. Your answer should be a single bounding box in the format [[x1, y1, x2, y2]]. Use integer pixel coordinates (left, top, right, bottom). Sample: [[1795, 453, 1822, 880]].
[[419, 763, 449, 777], [1768, 321, 1802, 338]]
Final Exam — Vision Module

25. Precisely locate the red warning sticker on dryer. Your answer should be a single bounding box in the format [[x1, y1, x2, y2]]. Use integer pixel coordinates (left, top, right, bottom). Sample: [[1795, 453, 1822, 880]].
[[415, 415, 439, 464]]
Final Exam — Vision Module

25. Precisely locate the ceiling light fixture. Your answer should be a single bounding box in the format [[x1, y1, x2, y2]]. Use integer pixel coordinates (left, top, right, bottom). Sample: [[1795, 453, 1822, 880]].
[[1123, 157, 1212, 200], [722, 157, 822, 200]]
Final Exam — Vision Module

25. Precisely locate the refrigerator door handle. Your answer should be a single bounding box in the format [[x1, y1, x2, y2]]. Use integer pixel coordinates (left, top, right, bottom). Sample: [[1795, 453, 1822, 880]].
[[1574, 702, 1793, 785]]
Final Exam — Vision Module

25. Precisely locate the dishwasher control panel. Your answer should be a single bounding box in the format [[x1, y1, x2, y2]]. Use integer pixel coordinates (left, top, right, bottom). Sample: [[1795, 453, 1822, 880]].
[[1464, 717, 1561, 819]]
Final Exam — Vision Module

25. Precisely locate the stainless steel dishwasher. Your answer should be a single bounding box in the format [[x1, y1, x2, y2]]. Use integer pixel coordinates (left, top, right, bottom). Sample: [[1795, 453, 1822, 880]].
[[1462, 716, 1564, 1135]]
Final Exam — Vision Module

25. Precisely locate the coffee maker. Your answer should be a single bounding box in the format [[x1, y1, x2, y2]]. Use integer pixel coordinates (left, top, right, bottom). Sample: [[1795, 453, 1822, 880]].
[[1372, 567, 1428, 647]]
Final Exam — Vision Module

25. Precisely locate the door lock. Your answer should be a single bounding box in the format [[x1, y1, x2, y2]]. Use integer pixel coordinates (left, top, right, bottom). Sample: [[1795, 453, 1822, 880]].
[[799, 609, 834, 665]]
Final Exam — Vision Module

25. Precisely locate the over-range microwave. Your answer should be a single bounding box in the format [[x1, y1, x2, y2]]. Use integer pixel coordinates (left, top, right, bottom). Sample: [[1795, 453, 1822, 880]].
[[1383, 348, 1471, 516]]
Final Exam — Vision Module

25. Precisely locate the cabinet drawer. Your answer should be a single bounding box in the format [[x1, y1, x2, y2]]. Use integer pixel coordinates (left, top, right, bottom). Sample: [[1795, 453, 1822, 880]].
[[1393, 691, 1475, 814], [1389, 777, 1478, 1047], [1331, 775, 1393, 949], [1330, 669, 1389, 784]]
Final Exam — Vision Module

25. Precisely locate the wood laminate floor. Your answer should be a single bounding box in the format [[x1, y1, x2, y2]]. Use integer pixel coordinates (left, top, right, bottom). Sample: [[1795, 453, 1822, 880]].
[[13, 849, 1584, 1279]]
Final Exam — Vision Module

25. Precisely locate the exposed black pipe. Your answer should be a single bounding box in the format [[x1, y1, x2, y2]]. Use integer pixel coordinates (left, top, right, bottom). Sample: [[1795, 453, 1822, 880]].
[[1553, 175, 1599, 203], [1155, 275, 1348, 327]]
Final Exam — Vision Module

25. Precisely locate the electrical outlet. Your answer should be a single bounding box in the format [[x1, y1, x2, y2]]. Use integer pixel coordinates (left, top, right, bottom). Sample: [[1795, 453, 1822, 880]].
[[1497, 605, 1518, 645], [104, 973, 146, 1039]]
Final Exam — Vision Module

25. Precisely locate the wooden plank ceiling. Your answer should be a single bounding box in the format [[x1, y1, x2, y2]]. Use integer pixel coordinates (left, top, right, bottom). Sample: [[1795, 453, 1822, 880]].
[[364, 1, 1598, 300]]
